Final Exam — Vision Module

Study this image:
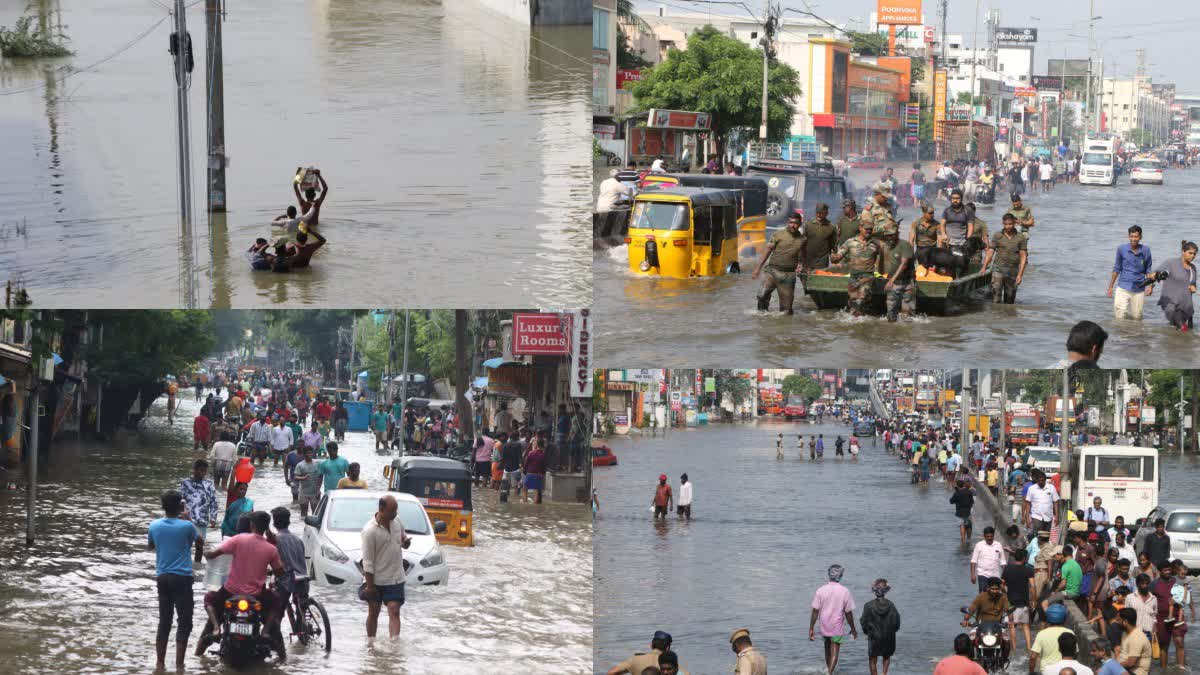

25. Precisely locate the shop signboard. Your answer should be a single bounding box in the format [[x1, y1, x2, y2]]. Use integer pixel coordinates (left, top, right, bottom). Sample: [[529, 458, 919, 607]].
[[568, 309, 591, 398], [704, 377, 716, 393], [627, 368, 658, 384], [1031, 75, 1062, 91], [933, 69, 947, 140], [512, 312, 570, 356], [616, 69, 643, 90], [995, 27, 1037, 45]]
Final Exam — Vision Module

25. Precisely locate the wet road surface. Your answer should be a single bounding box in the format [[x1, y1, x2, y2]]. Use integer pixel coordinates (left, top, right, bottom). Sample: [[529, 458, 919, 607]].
[[594, 167, 1200, 366], [0, 0, 591, 308], [0, 390, 592, 674], [593, 420, 1200, 673]]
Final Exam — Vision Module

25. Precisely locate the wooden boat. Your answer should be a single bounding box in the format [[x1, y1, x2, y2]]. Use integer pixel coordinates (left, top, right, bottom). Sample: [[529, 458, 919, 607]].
[[801, 263, 993, 315]]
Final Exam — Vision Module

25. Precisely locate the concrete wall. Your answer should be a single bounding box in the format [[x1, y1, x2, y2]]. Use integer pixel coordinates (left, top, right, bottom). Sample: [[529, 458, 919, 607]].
[[466, 0, 589, 26]]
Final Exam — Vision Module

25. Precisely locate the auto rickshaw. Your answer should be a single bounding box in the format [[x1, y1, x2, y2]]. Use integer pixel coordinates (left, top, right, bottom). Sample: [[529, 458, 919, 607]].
[[384, 456, 474, 546], [638, 174, 769, 259], [626, 187, 742, 278]]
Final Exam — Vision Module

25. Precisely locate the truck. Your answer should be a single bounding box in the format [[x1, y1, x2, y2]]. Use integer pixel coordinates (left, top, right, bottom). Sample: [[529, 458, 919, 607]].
[[895, 396, 915, 412], [1005, 403, 1041, 447], [898, 376, 915, 395], [758, 384, 783, 416], [967, 414, 991, 439], [1080, 134, 1117, 186], [1045, 395, 1079, 426], [915, 387, 939, 412]]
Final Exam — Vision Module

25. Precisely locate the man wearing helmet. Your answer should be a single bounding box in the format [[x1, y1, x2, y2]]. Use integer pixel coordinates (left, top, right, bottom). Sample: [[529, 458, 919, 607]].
[[1029, 603, 1075, 673]]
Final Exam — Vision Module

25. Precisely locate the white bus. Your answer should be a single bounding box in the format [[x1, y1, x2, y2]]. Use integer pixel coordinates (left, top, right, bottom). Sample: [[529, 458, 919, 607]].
[[1072, 445, 1160, 522]]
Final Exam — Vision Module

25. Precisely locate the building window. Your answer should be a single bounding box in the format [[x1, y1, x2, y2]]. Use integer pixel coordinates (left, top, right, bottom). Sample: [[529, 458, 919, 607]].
[[593, 8, 610, 51], [594, 63, 608, 107]]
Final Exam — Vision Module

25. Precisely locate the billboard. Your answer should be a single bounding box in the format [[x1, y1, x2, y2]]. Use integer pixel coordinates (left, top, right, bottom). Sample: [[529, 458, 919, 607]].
[[995, 27, 1037, 44], [629, 127, 676, 158], [1046, 59, 1091, 78], [1031, 75, 1063, 90], [647, 108, 712, 130], [933, 69, 947, 140], [877, 0, 922, 25], [512, 312, 571, 356]]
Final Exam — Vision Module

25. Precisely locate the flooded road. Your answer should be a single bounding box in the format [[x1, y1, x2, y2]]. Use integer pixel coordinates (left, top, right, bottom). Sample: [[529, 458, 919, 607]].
[[594, 167, 1200, 366], [593, 421, 1200, 674], [0, 0, 591, 308], [0, 391, 592, 674]]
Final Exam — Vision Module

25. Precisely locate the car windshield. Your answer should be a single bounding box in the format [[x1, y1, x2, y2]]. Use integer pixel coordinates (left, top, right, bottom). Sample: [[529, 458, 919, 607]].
[[1027, 449, 1059, 464], [803, 178, 842, 204], [1083, 153, 1112, 165], [786, 396, 805, 406], [327, 498, 430, 535], [1166, 511, 1200, 532]]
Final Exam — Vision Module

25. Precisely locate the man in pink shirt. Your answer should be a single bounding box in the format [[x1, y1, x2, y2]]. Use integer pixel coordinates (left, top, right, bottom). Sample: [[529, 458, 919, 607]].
[[933, 633, 986, 674], [810, 564, 859, 674], [196, 511, 285, 658]]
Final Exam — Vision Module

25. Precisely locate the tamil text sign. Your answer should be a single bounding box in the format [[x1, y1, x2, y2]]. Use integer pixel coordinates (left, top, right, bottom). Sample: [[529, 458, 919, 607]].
[[933, 69, 947, 140], [995, 27, 1037, 45], [512, 312, 570, 356], [647, 109, 712, 130], [877, 0, 921, 25]]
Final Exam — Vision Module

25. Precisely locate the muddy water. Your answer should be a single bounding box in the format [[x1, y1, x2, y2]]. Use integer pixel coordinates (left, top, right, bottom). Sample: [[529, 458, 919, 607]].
[[0, 390, 592, 674], [0, 0, 591, 308]]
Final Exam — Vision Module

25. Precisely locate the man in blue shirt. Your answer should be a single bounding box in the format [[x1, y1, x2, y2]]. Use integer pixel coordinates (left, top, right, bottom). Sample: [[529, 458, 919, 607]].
[[317, 442, 350, 491], [1107, 225, 1153, 320], [148, 489, 201, 669]]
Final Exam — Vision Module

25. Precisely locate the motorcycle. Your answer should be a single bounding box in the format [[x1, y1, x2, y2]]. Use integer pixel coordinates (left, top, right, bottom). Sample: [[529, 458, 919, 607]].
[[960, 607, 1014, 673], [976, 181, 996, 205], [218, 593, 275, 669]]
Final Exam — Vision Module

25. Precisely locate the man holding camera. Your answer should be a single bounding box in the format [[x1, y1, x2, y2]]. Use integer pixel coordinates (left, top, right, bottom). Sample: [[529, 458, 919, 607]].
[[1107, 225, 1154, 320]]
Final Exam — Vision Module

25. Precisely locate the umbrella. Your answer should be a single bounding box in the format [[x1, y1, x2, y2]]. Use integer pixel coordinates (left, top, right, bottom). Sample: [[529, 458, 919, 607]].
[[481, 357, 504, 369]]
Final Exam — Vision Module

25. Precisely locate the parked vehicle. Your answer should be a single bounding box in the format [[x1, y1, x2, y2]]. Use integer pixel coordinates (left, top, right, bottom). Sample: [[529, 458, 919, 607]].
[[1132, 504, 1200, 572]]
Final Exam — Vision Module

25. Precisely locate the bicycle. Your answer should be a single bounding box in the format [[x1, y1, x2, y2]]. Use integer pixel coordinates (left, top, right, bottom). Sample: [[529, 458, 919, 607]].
[[284, 574, 332, 652]]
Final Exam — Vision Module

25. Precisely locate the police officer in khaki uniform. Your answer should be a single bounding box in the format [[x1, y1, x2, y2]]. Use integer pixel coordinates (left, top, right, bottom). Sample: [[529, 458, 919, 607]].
[[607, 631, 673, 675], [800, 203, 839, 271], [752, 212, 805, 314], [731, 628, 768, 675]]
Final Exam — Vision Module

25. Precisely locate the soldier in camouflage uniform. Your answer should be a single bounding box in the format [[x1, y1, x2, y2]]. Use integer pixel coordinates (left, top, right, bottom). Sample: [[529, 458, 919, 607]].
[[1007, 192, 1036, 236], [881, 228, 917, 322], [751, 212, 805, 314], [981, 213, 1029, 304], [861, 185, 899, 245], [831, 220, 883, 316]]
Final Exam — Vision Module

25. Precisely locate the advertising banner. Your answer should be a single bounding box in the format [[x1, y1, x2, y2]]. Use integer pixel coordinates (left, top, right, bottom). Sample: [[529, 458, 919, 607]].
[[616, 69, 643, 91], [877, 0, 922, 25], [1031, 75, 1062, 91], [569, 309, 592, 398], [647, 108, 712, 130], [995, 27, 1037, 45]]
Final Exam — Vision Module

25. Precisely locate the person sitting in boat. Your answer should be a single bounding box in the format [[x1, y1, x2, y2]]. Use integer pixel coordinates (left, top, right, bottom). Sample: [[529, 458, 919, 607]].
[[293, 168, 329, 227], [247, 238, 274, 271], [272, 205, 315, 240], [286, 229, 326, 269]]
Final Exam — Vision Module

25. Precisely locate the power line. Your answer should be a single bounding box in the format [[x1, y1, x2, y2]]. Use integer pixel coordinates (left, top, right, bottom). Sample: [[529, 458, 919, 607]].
[[0, 14, 170, 97]]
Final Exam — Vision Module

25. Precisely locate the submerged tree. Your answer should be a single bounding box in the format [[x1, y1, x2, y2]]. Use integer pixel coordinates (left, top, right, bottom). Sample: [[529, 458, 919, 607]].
[[0, 2, 73, 58]]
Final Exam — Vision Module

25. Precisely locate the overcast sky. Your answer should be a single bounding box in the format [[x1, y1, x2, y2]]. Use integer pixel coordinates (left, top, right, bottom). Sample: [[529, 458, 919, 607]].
[[636, 0, 1200, 91]]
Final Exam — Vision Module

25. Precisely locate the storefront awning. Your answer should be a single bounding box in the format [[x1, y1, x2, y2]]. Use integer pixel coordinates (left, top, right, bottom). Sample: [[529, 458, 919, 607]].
[[482, 358, 527, 369]]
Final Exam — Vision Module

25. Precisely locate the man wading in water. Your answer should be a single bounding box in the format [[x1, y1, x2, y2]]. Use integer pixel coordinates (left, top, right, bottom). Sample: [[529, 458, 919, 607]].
[[752, 212, 805, 314], [810, 564, 858, 674]]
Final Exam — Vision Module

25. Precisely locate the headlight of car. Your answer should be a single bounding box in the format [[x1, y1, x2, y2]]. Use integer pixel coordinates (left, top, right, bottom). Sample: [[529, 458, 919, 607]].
[[420, 549, 444, 568], [981, 634, 997, 647], [320, 537, 349, 564]]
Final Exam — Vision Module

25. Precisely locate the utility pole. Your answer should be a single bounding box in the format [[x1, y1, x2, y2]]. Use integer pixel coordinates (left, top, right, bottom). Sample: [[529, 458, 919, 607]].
[[1086, 0, 1097, 132], [758, 1, 778, 145], [969, 0, 981, 118], [399, 309, 410, 452], [205, 0, 226, 213], [998, 370, 1007, 452], [454, 311, 474, 443], [939, 0, 948, 65], [1180, 373, 1186, 456], [1138, 369, 1145, 441], [959, 368, 970, 465], [170, 0, 197, 308], [1058, 367, 1070, 545], [26, 376, 40, 547]]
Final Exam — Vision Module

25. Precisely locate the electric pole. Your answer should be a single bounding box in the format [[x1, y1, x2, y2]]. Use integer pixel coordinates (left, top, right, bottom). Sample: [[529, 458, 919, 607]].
[[170, 0, 196, 308], [206, 0, 227, 212], [759, 1, 778, 145], [1086, 0, 1096, 132], [1058, 367, 1071, 545]]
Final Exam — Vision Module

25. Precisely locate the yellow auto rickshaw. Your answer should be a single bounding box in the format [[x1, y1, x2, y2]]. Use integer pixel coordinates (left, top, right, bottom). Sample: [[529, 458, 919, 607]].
[[638, 174, 769, 259], [626, 187, 743, 278], [384, 456, 474, 546]]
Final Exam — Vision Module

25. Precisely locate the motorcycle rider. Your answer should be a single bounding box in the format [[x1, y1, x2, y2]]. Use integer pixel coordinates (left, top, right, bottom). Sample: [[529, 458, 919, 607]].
[[196, 510, 287, 660], [962, 577, 1011, 627]]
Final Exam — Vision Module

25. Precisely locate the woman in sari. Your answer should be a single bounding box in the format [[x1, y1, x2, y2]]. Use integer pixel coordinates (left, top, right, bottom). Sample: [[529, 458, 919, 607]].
[[1151, 240, 1198, 331], [221, 482, 254, 538]]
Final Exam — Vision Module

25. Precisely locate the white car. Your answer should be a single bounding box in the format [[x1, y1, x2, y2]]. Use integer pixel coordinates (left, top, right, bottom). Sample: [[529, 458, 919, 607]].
[[1131, 504, 1200, 572], [1022, 446, 1061, 477], [1129, 159, 1164, 185], [302, 490, 450, 588]]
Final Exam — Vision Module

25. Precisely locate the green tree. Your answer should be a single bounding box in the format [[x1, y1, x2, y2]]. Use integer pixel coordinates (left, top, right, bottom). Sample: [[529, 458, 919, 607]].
[[781, 373, 822, 401], [630, 25, 801, 153], [845, 30, 887, 56], [714, 369, 754, 409], [1126, 128, 1154, 147], [617, 24, 651, 69], [267, 310, 362, 377]]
